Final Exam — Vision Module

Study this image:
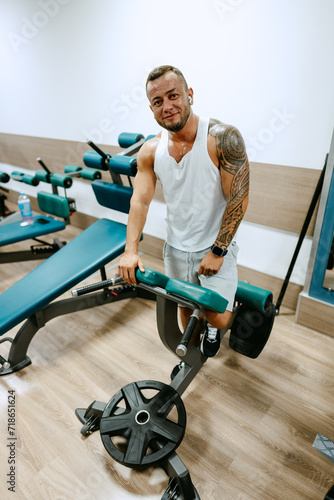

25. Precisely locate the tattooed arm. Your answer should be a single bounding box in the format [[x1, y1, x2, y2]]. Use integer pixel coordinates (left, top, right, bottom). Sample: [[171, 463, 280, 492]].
[[198, 119, 249, 276], [210, 119, 249, 248]]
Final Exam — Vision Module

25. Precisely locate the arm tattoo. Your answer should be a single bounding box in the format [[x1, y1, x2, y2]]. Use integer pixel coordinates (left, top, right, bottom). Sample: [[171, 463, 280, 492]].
[[209, 119, 249, 248]]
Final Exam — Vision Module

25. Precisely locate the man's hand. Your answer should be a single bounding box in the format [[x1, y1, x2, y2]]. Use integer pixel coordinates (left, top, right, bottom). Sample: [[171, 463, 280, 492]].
[[198, 250, 224, 276], [118, 252, 145, 285]]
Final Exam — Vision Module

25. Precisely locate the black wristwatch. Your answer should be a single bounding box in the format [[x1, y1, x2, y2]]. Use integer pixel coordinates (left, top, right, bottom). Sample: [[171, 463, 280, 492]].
[[211, 244, 228, 257]]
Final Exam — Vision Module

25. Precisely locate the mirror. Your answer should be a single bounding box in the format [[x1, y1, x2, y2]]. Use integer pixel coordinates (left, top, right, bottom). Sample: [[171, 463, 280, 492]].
[[308, 157, 334, 305], [323, 234, 334, 290]]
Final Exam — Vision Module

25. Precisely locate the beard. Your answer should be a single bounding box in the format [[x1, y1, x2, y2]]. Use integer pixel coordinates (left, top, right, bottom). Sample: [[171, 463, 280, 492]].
[[158, 104, 191, 132]]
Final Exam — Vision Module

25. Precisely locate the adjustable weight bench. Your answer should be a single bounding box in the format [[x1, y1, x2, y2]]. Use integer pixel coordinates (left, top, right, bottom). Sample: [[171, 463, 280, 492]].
[[0, 131, 144, 264], [0, 160, 76, 263]]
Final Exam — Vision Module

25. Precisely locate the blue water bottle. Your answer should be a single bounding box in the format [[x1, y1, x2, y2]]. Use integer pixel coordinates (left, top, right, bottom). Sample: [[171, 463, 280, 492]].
[[18, 192, 34, 226]]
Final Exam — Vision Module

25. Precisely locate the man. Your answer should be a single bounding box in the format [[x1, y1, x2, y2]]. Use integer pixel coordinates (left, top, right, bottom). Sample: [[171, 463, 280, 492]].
[[118, 65, 249, 357]]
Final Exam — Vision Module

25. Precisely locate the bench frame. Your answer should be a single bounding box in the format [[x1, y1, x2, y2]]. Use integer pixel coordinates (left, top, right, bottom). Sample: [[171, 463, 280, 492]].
[[0, 270, 150, 375], [0, 270, 206, 377]]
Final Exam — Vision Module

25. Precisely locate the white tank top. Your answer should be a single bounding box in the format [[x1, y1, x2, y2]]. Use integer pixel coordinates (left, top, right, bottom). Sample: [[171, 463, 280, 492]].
[[154, 116, 228, 252]]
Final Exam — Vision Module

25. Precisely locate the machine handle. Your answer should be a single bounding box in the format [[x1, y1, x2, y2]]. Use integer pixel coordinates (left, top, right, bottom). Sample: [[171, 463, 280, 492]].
[[86, 140, 110, 161], [71, 276, 124, 297], [176, 308, 201, 356], [36, 157, 52, 174]]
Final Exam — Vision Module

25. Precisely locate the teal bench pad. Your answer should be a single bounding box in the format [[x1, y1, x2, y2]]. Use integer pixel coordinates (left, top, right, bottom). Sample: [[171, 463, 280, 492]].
[[136, 269, 272, 314], [37, 192, 70, 219], [0, 216, 66, 247], [92, 180, 133, 214], [0, 218, 127, 335], [136, 268, 169, 288], [136, 268, 228, 312], [166, 279, 228, 313]]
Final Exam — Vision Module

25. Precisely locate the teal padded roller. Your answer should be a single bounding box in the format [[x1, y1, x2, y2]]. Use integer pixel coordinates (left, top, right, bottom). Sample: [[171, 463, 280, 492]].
[[136, 268, 169, 288], [11, 171, 25, 180], [235, 281, 273, 313], [64, 165, 101, 180], [35, 169, 50, 183], [50, 173, 72, 189], [0, 172, 10, 183], [80, 168, 101, 180], [118, 132, 144, 149], [37, 191, 70, 219], [83, 151, 109, 171], [92, 180, 133, 214], [109, 156, 137, 177], [64, 165, 82, 174], [11, 171, 39, 187], [165, 279, 228, 313], [22, 174, 39, 186], [145, 134, 156, 141]]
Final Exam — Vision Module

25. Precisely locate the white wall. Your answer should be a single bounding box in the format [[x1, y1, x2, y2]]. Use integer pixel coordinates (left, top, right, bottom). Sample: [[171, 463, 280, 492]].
[[1, 0, 334, 285]]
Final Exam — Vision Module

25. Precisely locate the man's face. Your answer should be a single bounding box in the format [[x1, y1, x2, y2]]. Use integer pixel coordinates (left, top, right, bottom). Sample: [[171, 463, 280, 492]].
[[147, 72, 192, 132]]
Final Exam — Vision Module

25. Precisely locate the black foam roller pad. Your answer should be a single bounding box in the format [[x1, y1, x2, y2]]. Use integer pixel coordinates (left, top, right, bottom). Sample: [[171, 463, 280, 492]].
[[0, 172, 10, 183]]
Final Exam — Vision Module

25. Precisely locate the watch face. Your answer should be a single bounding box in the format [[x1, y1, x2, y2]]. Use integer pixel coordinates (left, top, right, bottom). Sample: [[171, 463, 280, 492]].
[[211, 245, 227, 257]]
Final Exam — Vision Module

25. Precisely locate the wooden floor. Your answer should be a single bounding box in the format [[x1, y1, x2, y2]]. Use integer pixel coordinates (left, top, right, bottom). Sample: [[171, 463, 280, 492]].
[[0, 224, 334, 500]]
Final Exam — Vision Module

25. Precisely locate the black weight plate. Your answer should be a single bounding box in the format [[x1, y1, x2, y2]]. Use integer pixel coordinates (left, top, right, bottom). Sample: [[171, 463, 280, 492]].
[[325, 485, 334, 500], [100, 380, 186, 468]]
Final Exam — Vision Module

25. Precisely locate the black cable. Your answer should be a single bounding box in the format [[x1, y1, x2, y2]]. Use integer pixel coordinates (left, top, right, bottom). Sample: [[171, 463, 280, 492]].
[[275, 154, 328, 314]]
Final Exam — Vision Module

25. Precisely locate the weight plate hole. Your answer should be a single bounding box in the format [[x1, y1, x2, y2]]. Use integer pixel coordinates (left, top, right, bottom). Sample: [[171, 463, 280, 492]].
[[135, 410, 150, 425]]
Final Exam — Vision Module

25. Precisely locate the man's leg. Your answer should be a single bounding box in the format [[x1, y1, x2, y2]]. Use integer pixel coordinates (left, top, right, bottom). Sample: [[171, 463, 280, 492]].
[[198, 242, 239, 357], [197, 309, 236, 358], [204, 309, 234, 331], [163, 241, 239, 355], [179, 308, 235, 347]]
